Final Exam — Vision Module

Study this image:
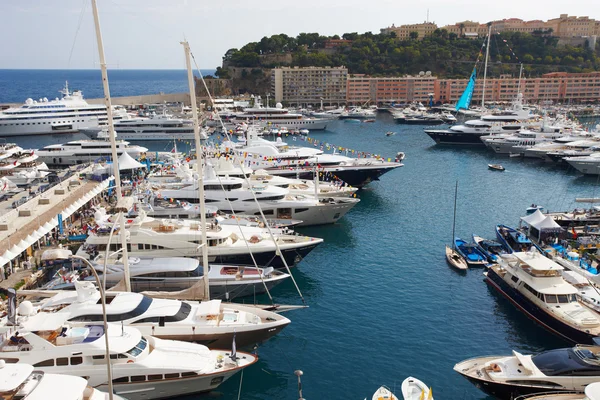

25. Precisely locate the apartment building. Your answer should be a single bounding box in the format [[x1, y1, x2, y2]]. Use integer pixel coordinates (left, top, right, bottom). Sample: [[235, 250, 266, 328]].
[[347, 72, 600, 104], [271, 66, 348, 105]]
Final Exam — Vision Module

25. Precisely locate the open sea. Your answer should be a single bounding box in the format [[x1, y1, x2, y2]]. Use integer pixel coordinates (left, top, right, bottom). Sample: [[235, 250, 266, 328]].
[[2, 70, 600, 399]]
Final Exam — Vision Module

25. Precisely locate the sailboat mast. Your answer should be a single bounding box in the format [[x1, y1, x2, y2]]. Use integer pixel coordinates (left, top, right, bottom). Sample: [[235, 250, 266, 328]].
[[91, 0, 131, 293], [182, 41, 210, 300], [481, 23, 492, 108], [451, 180, 458, 248], [517, 63, 524, 94]]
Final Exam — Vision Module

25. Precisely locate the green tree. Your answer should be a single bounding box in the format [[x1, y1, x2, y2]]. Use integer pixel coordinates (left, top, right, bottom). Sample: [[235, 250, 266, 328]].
[[409, 31, 419, 40]]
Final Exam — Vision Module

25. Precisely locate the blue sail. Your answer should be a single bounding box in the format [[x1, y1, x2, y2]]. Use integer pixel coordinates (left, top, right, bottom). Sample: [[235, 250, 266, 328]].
[[455, 67, 477, 111]]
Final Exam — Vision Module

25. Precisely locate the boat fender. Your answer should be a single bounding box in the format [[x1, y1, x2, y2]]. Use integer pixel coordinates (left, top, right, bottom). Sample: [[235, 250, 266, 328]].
[[127, 360, 134, 364]]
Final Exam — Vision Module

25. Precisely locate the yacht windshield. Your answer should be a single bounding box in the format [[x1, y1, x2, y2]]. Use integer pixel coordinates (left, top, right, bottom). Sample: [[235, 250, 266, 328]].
[[126, 337, 148, 357]]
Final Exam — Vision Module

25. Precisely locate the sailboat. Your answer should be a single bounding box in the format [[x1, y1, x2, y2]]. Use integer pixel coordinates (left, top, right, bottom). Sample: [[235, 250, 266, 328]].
[[446, 181, 468, 270]]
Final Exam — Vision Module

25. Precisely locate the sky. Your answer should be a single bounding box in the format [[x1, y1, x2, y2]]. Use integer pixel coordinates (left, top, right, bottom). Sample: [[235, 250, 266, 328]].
[[0, 0, 598, 70]]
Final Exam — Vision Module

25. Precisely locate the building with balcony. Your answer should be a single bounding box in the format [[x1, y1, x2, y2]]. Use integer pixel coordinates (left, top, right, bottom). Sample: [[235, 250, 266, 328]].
[[271, 66, 348, 105]]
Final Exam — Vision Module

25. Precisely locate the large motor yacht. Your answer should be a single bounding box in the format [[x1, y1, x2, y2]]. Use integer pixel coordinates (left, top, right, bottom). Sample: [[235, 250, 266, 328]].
[[455, 346, 600, 399], [11, 281, 290, 348], [564, 153, 600, 175], [484, 251, 600, 344], [222, 128, 403, 188], [232, 97, 329, 130], [75, 211, 323, 268], [0, 324, 256, 400], [36, 139, 148, 166], [92, 112, 201, 141], [0, 82, 128, 137], [484, 130, 565, 155], [154, 171, 360, 227]]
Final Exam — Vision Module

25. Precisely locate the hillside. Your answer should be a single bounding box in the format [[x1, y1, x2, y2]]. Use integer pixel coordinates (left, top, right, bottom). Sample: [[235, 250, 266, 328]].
[[217, 30, 600, 79]]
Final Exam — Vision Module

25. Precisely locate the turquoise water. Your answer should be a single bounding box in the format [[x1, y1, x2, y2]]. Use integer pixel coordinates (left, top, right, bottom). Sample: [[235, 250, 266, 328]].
[[3, 71, 600, 398]]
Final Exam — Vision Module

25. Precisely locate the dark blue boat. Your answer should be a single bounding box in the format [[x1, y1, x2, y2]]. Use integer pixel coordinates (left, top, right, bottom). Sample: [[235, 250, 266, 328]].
[[472, 234, 508, 262], [495, 224, 543, 254], [454, 237, 489, 267]]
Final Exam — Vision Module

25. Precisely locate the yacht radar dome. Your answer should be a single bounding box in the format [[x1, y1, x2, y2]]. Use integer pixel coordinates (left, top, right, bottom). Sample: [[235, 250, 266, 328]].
[[276, 102, 283, 109]]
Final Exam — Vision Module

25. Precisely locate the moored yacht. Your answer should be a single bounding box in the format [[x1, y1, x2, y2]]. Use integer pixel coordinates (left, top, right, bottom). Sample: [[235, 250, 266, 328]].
[[565, 153, 600, 175], [36, 139, 147, 167], [484, 251, 600, 344], [0, 324, 256, 400], [14, 280, 290, 348], [232, 98, 329, 130], [110, 113, 200, 141], [0, 82, 128, 137], [455, 345, 600, 399]]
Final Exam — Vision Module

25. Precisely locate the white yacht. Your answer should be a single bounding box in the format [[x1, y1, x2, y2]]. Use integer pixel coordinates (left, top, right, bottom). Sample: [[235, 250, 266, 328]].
[[522, 136, 598, 160], [232, 98, 329, 130], [52, 257, 290, 300], [339, 107, 377, 119], [13, 281, 290, 348], [0, 324, 256, 400], [36, 139, 148, 166], [484, 251, 600, 344], [0, 361, 121, 400], [0, 83, 128, 137], [484, 130, 565, 155], [455, 346, 600, 399], [76, 212, 323, 268], [104, 113, 202, 141], [565, 153, 600, 175], [220, 129, 403, 188]]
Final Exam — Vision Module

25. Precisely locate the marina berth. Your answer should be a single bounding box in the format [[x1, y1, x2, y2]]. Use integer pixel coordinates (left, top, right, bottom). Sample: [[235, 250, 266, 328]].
[[12, 281, 290, 348], [0, 82, 128, 137], [484, 251, 600, 344], [454, 346, 600, 399], [0, 361, 123, 400], [0, 324, 257, 400], [75, 212, 323, 268]]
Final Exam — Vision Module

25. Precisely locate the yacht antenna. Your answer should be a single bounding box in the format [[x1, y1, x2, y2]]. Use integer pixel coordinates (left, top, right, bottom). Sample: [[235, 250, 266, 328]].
[[451, 180, 458, 249], [181, 40, 210, 300], [481, 23, 492, 108], [91, 0, 131, 293]]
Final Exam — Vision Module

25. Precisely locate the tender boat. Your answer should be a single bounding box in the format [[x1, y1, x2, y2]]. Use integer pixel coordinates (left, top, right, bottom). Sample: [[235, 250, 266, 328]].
[[484, 252, 600, 344], [386, 131, 396, 136], [455, 346, 600, 399], [454, 237, 489, 267], [472, 234, 508, 262], [372, 386, 398, 400], [445, 245, 468, 270], [488, 164, 505, 171], [401, 376, 433, 400]]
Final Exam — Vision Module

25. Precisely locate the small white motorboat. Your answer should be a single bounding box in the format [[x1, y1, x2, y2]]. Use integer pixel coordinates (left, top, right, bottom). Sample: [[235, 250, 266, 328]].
[[386, 131, 396, 136], [445, 245, 468, 270], [372, 386, 398, 400], [488, 163, 505, 171], [401, 376, 433, 400]]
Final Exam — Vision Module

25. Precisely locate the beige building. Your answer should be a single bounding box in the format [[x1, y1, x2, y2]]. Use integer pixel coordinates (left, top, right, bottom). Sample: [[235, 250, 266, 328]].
[[271, 66, 348, 105], [382, 14, 600, 40]]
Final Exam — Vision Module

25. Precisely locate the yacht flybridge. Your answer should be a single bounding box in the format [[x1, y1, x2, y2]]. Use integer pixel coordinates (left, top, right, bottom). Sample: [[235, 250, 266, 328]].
[[484, 251, 600, 344], [0, 323, 256, 400], [36, 139, 148, 166], [0, 82, 128, 137], [0, 361, 121, 400], [455, 346, 600, 399], [14, 280, 290, 348]]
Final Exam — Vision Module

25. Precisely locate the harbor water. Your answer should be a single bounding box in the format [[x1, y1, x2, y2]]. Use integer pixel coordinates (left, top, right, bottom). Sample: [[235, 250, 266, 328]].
[[2, 71, 600, 399]]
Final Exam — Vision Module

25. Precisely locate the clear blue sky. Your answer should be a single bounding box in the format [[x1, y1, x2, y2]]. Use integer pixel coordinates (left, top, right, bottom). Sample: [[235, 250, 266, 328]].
[[0, 0, 597, 69]]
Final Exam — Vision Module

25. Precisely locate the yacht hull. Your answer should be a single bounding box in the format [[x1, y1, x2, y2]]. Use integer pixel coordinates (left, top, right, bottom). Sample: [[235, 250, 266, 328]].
[[484, 268, 598, 344], [458, 373, 564, 399], [266, 164, 401, 188], [424, 130, 487, 146]]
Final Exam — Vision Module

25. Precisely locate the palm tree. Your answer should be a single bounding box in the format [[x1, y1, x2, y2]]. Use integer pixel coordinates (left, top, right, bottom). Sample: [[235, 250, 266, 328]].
[[459, 23, 465, 38]]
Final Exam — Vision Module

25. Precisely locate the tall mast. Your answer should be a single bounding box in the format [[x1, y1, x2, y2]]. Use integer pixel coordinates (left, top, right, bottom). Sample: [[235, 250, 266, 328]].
[[451, 180, 458, 248], [517, 63, 524, 94], [91, 0, 131, 292], [182, 41, 210, 300], [481, 23, 492, 108]]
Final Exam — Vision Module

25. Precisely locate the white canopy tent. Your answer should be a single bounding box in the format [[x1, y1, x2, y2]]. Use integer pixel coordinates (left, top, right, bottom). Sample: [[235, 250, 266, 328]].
[[520, 209, 546, 227], [118, 152, 146, 170]]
